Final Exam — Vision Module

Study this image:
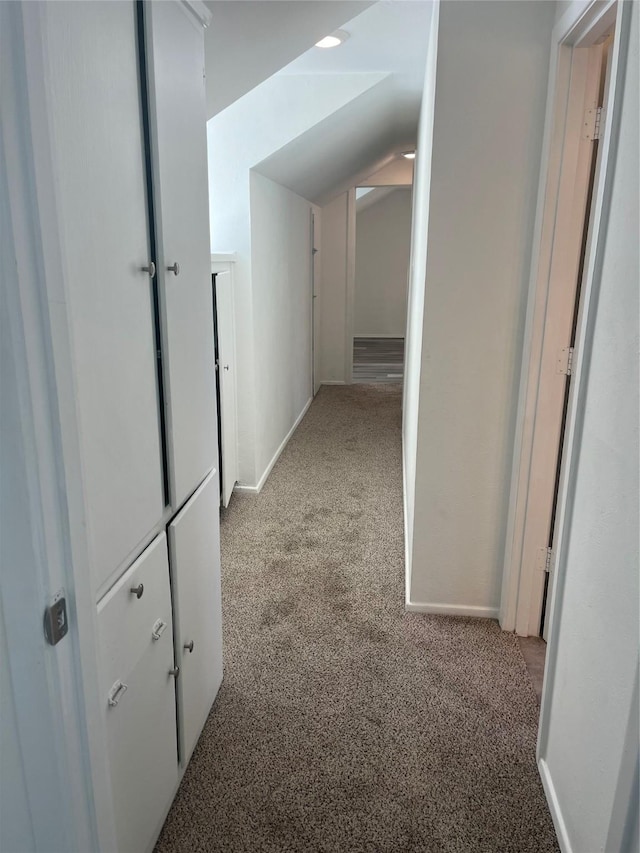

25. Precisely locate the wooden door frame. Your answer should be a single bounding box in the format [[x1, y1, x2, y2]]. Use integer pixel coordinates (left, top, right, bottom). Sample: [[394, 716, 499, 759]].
[[344, 187, 357, 384], [499, 0, 622, 638]]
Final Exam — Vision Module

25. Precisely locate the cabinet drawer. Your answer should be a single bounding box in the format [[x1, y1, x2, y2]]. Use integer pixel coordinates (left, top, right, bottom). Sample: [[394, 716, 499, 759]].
[[98, 533, 178, 853], [168, 469, 223, 765]]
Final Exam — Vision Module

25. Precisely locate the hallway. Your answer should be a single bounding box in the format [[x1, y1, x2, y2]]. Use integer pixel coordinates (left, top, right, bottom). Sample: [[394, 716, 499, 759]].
[[155, 385, 558, 853]]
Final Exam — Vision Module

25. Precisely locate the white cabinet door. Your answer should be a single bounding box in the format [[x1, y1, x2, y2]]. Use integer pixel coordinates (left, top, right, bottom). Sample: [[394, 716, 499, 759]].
[[43, 1, 166, 598], [145, 1, 218, 508], [97, 533, 177, 853], [168, 470, 223, 765], [213, 266, 239, 507]]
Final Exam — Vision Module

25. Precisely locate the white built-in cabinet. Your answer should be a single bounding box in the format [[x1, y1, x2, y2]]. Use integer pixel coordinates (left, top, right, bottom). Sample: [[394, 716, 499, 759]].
[[39, 2, 223, 851], [168, 470, 223, 764]]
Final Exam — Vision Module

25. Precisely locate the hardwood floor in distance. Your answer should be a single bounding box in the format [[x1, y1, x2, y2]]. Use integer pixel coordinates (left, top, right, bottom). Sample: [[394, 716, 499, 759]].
[[352, 336, 404, 383]]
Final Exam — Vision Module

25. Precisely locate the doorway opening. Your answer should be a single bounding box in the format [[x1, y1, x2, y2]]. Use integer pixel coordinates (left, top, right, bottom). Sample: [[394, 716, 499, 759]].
[[501, 0, 619, 650], [351, 186, 412, 383]]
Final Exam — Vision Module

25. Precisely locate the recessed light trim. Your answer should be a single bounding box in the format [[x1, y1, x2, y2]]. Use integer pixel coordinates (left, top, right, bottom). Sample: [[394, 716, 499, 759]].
[[402, 150, 416, 160], [315, 30, 349, 49]]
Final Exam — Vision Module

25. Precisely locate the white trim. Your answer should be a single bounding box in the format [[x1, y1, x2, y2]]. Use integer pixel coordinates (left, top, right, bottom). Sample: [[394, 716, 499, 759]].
[[538, 759, 574, 853], [343, 188, 357, 384], [405, 601, 500, 619], [211, 252, 237, 265], [320, 380, 346, 386], [234, 397, 313, 494]]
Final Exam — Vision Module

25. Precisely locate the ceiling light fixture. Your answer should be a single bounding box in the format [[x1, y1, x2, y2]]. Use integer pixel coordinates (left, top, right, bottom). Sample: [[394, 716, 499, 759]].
[[402, 151, 416, 160], [315, 30, 349, 49]]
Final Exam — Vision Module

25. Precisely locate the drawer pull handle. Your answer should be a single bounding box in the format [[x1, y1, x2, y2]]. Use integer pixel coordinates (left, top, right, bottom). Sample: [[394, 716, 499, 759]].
[[184, 640, 194, 653], [130, 583, 144, 599], [107, 680, 128, 707], [152, 619, 167, 641], [168, 666, 180, 678], [141, 261, 156, 278], [167, 261, 180, 276]]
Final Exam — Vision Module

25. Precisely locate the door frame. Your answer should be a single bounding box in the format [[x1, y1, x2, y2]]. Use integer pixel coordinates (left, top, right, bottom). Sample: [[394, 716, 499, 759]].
[[211, 255, 239, 507], [344, 188, 357, 384], [311, 210, 321, 396], [499, 0, 623, 637]]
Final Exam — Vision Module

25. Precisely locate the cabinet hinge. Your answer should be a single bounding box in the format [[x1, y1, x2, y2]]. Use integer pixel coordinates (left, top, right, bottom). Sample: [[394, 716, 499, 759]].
[[583, 106, 603, 141], [538, 546, 554, 574], [557, 346, 575, 376]]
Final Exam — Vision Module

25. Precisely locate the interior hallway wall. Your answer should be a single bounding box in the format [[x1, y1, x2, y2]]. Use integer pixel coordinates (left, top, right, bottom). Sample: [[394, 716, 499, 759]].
[[403, 0, 438, 584], [208, 72, 386, 486], [406, 0, 555, 613], [354, 189, 412, 338], [540, 7, 639, 849], [249, 172, 314, 485]]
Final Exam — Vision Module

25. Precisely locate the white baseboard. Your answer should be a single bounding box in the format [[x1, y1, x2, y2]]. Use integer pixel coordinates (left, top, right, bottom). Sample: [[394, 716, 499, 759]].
[[405, 600, 500, 619], [233, 396, 313, 495], [233, 483, 259, 494], [538, 758, 572, 852], [320, 380, 346, 386]]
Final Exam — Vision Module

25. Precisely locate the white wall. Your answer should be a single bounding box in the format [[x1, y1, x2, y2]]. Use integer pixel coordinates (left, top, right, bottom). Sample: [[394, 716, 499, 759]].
[[317, 190, 356, 384], [406, 0, 555, 613], [250, 172, 314, 483], [540, 8, 639, 850], [403, 1, 438, 586], [354, 188, 412, 338], [208, 71, 385, 486]]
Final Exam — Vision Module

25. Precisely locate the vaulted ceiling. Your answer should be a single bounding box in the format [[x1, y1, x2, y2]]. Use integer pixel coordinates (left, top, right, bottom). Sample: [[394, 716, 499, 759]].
[[206, 1, 433, 205], [204, 1, 373, 118]]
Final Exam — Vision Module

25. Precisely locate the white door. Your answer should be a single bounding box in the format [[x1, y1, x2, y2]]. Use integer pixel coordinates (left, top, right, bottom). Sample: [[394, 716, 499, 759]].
[[44, 0, 166, 598], [168, 470, 223, 765], [97, 533, 178, 853], [214, 267, 239, 507], [145, 1, 218, 508]]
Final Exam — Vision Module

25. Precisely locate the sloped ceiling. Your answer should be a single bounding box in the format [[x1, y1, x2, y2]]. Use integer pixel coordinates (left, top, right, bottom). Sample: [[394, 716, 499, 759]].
[[204, 1, 373, 118], [254, 74, 416, 204], [252, 1, 433, 204], [207, 1, 433, 207]]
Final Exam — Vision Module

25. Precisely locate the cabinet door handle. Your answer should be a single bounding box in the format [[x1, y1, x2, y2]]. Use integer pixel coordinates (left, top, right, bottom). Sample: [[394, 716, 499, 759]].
[[183, 640, 194, 653], [130, 583, 144, 599], [152, 619, 167, 641], [168, 666, 180, 678], [167, 262, 180, 276], [141, 261, 156, 277], [107, 680, 128, 707]]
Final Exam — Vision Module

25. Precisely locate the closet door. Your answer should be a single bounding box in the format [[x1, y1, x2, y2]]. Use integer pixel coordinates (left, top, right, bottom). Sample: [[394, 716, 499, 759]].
[[98, 533, 177, 853], [144, 1, 218, 508], [43, 1, 165, 598], [168, 470, 223, 765]]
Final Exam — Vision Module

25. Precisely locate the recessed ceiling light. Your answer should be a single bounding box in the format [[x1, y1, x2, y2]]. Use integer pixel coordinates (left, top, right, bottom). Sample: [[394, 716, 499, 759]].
[[315, 30, 349, 49], [402, 151, 416, 160]]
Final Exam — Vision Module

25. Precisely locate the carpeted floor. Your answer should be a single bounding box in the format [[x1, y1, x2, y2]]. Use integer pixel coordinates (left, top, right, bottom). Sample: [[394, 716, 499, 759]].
[[155, 384, 559, 853]]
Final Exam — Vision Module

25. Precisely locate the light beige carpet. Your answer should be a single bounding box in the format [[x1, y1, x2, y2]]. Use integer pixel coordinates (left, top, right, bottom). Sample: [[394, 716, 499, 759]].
[[155, 384, 558, 853]]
